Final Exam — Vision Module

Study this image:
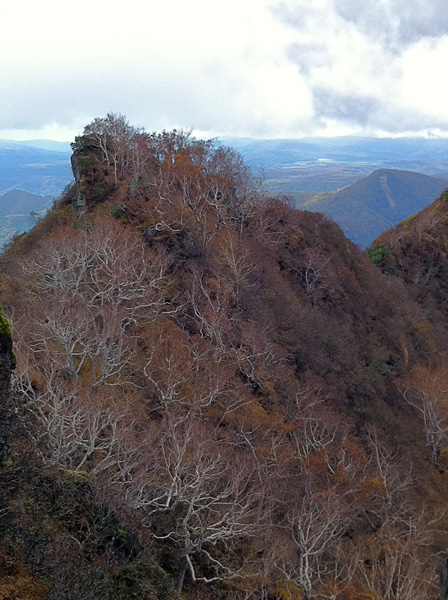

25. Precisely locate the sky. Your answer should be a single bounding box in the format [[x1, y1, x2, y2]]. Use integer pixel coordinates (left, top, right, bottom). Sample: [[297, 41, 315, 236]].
[[1, 0, 448, 142]]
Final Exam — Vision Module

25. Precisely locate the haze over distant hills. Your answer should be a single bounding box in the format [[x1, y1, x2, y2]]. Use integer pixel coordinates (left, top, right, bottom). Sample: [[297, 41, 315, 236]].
[[226, 137, 448, 247], [229, 136, 448, 192], [228, 136, 448, 171], [1, 135, 447, 250], [3, 135, 447, 199], [0, 140, 73, 247], [287, 169, 448, 247], [0, 139, 72, 196], [0, 190, 55, 250]]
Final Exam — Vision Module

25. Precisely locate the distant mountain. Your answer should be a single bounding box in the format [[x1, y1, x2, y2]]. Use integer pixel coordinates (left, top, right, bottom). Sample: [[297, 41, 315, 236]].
[[0, 139, 72, 196], [0, 189, 54, 217], [285, 169, 448, 247], [0, 140, 73, 249], [225, 136, 448, 173], [224, 136, 448, 194], [0, 189, 54, 249], [7, 139, 72, 153]]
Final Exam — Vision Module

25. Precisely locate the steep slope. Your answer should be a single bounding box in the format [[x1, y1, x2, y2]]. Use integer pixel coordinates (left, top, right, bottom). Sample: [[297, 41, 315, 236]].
[[292, 169, 448, 247], [0, 306, 14, 441], [371, 189, 448, 321], [1, 115, 448, 600]]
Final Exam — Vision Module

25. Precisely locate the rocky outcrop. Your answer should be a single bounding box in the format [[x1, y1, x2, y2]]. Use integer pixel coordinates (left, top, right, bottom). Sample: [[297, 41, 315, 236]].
[[70, 151, 86, 214], [0, 307, 15, 462]]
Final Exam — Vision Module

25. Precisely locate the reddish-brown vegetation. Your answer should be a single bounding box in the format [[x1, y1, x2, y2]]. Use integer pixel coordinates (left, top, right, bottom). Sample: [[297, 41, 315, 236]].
[[1, 114, 448, 599]]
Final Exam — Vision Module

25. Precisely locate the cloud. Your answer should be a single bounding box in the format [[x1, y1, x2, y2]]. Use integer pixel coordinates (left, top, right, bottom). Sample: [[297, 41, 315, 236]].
[[332, 0, 448, 49], [1, 0, 448, 139], [312, 88, 383, 128], [274, 0, 448, 51], [1, 0, 294, 137], [271, 0, 448, 135]]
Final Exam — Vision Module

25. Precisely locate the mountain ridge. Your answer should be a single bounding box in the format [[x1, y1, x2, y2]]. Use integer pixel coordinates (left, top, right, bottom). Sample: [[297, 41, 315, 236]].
[[1, 115, 448, 599], [287, 168, 448, 246]]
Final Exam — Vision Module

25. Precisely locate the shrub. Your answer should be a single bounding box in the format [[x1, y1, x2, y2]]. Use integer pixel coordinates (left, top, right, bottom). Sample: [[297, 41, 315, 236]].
[[366, 245, 388, 265]]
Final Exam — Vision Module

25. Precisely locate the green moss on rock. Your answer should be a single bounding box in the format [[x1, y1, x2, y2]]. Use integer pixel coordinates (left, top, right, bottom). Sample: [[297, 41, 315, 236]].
[[0, 307, 14, 377], [0, 307, 12, 348]]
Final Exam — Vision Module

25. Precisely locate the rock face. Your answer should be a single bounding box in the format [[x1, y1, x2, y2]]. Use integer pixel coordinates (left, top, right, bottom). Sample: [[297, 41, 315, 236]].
[[0, 307, 14, 387], [0, 307, 14, 461], [70, 151, 86, 214]]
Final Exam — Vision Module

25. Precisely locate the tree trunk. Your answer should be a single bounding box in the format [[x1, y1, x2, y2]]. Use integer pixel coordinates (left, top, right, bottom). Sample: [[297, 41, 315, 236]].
[[176, 555, 188, 596]]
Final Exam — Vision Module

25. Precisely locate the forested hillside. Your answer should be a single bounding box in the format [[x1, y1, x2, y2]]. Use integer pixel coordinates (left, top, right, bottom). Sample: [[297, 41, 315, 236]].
[[1, 114, 448, 600], [371, 189, 448, 352], [289, 169, 448, 247]]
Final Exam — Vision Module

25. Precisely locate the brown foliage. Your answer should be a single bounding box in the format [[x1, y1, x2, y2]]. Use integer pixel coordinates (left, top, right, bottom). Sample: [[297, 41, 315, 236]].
[[1, 117, 448, 599]]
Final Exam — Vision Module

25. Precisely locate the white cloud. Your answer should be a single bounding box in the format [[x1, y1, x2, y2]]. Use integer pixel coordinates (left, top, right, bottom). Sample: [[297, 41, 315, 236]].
[[1, 0, 448, 140], [399, 37, 448, 123], [272, 0, 448, 135]]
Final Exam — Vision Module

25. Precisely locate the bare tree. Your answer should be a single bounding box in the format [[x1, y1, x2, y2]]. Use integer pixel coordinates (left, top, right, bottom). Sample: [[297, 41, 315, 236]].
[[83, 113, 136, 183], [114, 415, 269, 594], [353, 509, 440, 600], [365, 426, 413, 507], [212, 226, 256, 307], [141, 323, 235, 413], [398, 365, 448, 462], [231, 321, 286, 392], [276, 486, 351, 600], [187, 267, 234, 354], [297, 247, 331, 295], [13, 355, 140, 474], [24, 218, 170, 321]]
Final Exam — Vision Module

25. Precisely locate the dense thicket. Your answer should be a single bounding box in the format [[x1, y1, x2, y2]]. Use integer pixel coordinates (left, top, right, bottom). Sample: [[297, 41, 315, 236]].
[[1, 114, 448, 600]]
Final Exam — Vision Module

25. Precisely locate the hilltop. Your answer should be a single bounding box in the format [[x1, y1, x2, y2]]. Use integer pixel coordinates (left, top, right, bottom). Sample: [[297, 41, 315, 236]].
[[289, 169, 448, 247], [1, 115, 448, 600]]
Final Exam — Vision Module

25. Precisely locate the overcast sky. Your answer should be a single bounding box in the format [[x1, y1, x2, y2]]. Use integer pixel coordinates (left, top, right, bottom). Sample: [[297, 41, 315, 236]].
[[1, 0, 448, 141]]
